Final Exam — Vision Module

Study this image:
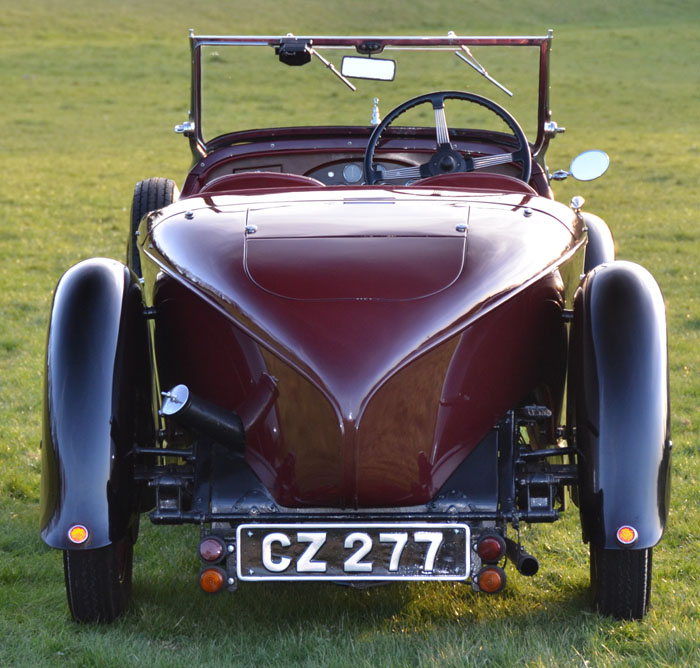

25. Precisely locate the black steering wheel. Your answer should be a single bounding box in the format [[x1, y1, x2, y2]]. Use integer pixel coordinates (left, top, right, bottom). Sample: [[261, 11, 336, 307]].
[[363, 90, 532, 185]]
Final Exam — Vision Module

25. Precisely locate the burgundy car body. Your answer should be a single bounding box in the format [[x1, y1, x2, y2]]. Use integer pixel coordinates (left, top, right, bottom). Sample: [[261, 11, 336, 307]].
[[41, 31, 670, 623], [146, 187, 581, 508]]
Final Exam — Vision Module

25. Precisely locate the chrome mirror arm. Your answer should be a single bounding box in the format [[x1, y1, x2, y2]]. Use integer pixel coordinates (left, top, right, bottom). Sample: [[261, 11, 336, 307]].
[[551, 150, 610, 182]]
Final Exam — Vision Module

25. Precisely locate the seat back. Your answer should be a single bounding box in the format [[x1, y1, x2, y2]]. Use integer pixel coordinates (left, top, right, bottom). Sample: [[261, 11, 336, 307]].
[[414, 172, 538, 195], [199, 172, 325, 193]]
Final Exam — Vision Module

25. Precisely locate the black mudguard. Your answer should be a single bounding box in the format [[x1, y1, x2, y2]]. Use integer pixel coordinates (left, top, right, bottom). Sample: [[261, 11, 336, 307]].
[[582, 212, 615, 273], [571, 260, 671, 549], [41, 259, 154, 549]]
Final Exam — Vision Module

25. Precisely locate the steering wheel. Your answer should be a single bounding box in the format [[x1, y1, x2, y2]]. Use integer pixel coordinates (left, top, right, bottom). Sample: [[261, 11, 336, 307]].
[[363, 91, 532, 185]]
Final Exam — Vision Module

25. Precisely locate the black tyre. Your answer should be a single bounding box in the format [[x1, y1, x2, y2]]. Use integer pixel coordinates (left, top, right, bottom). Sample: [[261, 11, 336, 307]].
[[63, 537, 134, 623], [128, 177, 177, 276], [590, 545, 652, 619]]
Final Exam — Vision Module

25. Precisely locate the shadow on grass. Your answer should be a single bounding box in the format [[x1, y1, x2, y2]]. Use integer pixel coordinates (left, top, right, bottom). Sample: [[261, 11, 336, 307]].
[[123, 536, 594, 643], [131, 576, 416, 635], [7, 503, 597, 642]]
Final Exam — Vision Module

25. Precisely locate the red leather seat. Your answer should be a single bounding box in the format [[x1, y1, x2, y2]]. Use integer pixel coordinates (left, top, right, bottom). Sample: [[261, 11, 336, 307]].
[[414, 172, 537, 195], [199, 172, 324, 193]]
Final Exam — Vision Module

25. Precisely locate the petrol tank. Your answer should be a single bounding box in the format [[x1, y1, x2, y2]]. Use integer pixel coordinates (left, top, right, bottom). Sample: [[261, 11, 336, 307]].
[[142, 187, 584, 508]]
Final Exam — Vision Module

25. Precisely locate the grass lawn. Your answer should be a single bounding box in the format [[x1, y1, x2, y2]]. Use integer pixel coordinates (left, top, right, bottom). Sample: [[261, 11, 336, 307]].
[[1, 0, 699, 665]]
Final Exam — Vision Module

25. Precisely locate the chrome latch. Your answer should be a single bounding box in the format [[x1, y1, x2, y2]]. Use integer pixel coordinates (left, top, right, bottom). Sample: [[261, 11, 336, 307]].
[[544, 121, 565, 138], [570, 196, 585, 222], [174, 120, 195, 135], [570, 195, 585, 213]]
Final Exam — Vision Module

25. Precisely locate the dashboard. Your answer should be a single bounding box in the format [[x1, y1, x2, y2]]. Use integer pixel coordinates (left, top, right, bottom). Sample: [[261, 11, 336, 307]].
[[307, 160, 397, 185]]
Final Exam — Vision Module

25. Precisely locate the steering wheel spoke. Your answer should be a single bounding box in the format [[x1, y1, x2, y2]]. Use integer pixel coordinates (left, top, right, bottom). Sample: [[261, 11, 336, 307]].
[[472, 152, 516, 169], [364, 91, 531, 185], [434, 103, 451, 147], [375, 164, 424, 182]]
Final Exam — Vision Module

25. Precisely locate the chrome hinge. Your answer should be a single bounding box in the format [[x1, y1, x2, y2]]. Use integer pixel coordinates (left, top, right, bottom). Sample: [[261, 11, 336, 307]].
[[544, 121, 565, 138], [174, 120, 195, 135]]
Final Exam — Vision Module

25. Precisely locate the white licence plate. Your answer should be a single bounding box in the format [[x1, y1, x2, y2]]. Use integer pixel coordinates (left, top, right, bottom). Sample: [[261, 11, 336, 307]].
[[236, 522, 469, 581]]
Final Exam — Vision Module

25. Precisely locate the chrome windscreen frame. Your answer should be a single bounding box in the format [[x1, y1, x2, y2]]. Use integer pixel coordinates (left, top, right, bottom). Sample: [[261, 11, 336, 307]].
[[181, 31, 554, 163]]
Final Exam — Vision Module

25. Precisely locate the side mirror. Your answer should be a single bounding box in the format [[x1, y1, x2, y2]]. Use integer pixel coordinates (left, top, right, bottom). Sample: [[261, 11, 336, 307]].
[[569, 150, 610, 181], [551, 150, 610, 182], [341, 56, 396, 81]]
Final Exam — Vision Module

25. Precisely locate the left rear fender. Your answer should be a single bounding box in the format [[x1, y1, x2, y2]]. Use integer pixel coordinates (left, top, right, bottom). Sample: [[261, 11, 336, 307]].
[[41, 259, 153, 549]]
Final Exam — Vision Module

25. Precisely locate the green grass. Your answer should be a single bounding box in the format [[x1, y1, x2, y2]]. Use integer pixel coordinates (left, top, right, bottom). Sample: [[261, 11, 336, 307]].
[[2, 0, 700, 665]]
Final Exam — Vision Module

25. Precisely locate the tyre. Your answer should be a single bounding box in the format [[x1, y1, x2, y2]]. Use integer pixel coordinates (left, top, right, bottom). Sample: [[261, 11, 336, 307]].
[[590, 545, 652, 619], [63, 537, 134, 623], [128, 177, 177, 276]]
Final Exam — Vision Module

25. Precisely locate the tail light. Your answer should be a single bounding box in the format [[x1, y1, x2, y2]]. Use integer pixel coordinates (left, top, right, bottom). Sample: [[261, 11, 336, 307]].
[[198, 536, 226, 563], [477, 566, 507, 594], [476, 533, 506, 562], [199, 567, 227, 593]]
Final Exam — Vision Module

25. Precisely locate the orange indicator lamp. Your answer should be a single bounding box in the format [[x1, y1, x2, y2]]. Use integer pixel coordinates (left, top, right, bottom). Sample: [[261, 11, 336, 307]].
[[477, 566, 507, 594], [616, 525, 638, 546], [68, 525, 89, 544], [199, 567, 226, 593]]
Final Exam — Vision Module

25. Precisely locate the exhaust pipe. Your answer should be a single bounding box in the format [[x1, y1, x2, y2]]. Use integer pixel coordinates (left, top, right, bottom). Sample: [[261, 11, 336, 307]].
[[161, 384, 245, 452], [505, 537, 539, 576]]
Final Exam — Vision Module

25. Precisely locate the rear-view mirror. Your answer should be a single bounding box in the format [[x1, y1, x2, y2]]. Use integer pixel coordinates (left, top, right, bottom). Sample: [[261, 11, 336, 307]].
[[341, 56, 396, 81]]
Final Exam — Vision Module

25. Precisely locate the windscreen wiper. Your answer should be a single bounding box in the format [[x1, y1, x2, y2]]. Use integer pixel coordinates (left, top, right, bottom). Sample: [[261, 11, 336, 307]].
[[449, 31, 513, 97], [305, 44, 356, 91]]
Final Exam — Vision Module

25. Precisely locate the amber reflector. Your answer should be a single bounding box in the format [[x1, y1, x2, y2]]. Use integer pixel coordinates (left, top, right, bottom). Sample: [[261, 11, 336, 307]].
[[68, 525, 89, 544], [616, 525, 638, 545], [477, 566, 506, 594], [199, 567, 226, 593], [199, 537, 225, 563], [477, 535, 506, 562]]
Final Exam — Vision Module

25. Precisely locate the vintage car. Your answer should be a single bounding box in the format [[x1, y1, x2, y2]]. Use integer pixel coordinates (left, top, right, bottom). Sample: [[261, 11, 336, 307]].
[[40, 30, 671, 623]]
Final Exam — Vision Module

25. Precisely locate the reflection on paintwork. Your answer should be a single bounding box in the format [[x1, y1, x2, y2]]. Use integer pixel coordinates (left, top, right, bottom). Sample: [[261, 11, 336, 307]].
[[143, 190, 582, 508]]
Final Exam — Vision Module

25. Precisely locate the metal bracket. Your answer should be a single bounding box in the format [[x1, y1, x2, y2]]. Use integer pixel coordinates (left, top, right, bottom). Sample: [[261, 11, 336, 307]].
[[175, 120, 195, 135], [544, 120, 565, 138]]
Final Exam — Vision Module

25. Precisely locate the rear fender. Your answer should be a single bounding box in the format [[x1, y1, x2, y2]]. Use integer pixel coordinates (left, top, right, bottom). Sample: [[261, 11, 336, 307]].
[[572, 261, 671, 549], [41, 259, 153, 549], [582, 212, 615, 273]]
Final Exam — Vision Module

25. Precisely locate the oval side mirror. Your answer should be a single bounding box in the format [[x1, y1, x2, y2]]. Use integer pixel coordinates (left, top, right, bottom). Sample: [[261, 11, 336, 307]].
[[569, 150, 610, 182]]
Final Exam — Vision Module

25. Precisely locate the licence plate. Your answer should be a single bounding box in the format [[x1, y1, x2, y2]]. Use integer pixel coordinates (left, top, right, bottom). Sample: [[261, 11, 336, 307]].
[[236, 523, 469, 581]]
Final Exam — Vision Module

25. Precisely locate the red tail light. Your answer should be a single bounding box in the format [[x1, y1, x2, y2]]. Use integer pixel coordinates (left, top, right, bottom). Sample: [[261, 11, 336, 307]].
[[476, 534, 506, 562], [198, 536, 226, 563]]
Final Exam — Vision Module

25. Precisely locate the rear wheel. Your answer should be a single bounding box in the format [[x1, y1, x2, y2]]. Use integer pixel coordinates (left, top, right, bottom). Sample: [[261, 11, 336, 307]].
[[128, 177, 177, 276], [63, 537, 134, 623], [590, 545, 652, 619]]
